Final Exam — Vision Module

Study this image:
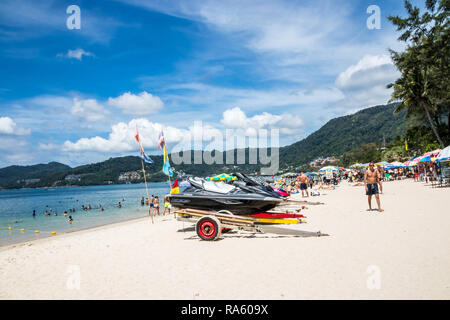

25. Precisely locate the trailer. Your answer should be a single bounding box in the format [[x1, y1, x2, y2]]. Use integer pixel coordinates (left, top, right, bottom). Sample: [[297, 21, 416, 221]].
[[175, 208, 326, 241]]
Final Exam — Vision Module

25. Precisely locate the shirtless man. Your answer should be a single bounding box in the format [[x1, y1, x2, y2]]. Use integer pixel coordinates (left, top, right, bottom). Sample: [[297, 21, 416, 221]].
[[299, 172, 309, 198], [364, 163, 383, 212]]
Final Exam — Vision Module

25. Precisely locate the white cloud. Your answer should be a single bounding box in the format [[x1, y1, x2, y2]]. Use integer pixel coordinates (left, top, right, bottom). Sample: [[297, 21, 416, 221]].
[[0, 117, 30, 135], [58, 49, 95, 60], [62, 106, 304, 154], [62, 119, 184, 153], [332, 54, 400, 110], [221, 107, 303, 136], [71, 98, 110, 122], [335, 55, 394, 89], [107, 91, 164, 115]]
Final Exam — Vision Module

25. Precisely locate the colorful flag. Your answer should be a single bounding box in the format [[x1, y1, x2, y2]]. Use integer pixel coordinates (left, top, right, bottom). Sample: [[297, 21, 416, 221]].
[[157, 131, 165, 150], [162, 143, 173, 177], [135, 125, 153, 164], [170, 179, 179, 194]]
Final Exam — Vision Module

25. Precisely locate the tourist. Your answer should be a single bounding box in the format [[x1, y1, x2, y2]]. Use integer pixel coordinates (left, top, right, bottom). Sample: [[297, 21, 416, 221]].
[[299, 172, 309, 198], [118, 201, 122, 208], [149, 195, 154, 215], [154, 196, 160, 216], [68, 216, 73, 223], [32, 209, 36, 217], [364, 163, 383, 212], [163, 195, 171, 216], [141, 197, 145, 206], [63, 211, 68, 216]]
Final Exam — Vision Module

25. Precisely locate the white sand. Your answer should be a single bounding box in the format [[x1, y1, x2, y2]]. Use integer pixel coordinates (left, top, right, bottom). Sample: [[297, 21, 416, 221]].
[[0, 179, 449, 299]]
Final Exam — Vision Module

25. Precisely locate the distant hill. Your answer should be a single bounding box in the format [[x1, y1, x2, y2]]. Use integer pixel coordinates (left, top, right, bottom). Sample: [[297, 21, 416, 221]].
[[279, 103, 411, 166], [0, 162, 71, 189], [0, 103, 415, 189]]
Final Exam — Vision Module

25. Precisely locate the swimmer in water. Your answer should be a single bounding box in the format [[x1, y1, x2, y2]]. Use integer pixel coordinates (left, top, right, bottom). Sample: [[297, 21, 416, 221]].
[[68, 216, 73, 223]]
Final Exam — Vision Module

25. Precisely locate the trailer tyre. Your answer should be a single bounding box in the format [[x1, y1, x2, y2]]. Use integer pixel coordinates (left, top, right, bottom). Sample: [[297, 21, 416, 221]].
[[196, 215, 222, 241]]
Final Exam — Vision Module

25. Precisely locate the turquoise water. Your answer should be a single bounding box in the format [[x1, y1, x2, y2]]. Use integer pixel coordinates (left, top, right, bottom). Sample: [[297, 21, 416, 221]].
[[0, 182, 171, 246]]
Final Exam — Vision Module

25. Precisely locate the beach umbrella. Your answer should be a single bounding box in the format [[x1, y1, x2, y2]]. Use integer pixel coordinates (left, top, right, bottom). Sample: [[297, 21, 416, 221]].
[[375, 161, 392, 167], [206, 173, 237, 181], [435, 145, 450, 163], [318, 166, 338, 172], [390, 161, 405, 168], [281, 172, 298, 178]]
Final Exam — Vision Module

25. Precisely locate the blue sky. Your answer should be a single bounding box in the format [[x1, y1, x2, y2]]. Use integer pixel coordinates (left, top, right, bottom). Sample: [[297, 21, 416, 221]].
[[0, 0, 422, 167]]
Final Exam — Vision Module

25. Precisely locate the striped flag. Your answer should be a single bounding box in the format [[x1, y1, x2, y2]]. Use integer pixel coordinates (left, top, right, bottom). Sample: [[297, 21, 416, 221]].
[[135, 125, 153, 164]]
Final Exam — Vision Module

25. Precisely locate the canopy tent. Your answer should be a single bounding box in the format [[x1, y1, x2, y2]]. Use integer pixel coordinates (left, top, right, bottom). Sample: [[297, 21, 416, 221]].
[[422, 149, 441, 157], [419, 155, 432, 162], [349, 163, 363, 169], [206, 173, 237, 181], [435, 145, 450, 163], [403, 156, 420, 167]]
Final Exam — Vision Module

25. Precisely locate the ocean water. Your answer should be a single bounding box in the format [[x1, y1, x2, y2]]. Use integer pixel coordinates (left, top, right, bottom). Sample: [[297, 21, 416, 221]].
[[0, 182, 171, 246]]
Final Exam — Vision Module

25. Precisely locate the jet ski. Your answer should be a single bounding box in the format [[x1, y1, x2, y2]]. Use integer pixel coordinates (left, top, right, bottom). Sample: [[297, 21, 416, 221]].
[[168, 177, 283, 215], [231, 172, 284, 198]]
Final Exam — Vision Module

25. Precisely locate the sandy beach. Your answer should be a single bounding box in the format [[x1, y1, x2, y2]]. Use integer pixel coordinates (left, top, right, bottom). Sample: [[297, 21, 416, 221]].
[[0, 179, 449, 300]]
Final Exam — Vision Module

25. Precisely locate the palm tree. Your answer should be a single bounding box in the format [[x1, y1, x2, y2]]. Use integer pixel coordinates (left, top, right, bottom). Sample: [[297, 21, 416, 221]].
[[387, 0, 449, 148]]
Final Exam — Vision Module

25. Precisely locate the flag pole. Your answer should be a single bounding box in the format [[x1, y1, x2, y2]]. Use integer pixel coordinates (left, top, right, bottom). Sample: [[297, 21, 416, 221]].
[[141, 158, 154, 224]]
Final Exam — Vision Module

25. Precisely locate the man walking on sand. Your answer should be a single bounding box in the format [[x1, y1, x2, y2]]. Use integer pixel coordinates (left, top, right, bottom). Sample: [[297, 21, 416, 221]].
[[364, 163, 384, 212]]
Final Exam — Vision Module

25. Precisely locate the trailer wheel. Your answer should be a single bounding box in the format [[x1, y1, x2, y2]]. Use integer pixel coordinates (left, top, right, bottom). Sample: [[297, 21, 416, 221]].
[[196, 215, 222, 241]]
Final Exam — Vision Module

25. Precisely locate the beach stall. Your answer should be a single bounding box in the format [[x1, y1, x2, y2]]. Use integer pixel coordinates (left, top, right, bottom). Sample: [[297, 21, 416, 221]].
[[435, 146, 450, 186]]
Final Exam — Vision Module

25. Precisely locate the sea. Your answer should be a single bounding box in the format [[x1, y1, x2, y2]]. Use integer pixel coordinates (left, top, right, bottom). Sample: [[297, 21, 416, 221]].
[[0, 182, 171, 246]]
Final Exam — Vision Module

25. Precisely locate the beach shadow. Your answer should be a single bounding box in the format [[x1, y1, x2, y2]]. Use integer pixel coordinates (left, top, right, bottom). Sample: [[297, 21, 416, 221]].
[[180, 228, 329, 240]]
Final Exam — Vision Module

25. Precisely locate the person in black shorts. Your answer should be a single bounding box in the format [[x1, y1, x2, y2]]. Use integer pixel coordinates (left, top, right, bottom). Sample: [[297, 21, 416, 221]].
[[364, 163, 383, 212], [299, 172, 309, 197]]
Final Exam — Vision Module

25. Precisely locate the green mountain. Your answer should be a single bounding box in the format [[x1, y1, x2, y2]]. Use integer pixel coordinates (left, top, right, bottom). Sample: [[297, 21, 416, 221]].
[[0, 103, 414, 189], [0, 162, 71, 189], [279, 103, 411, 167]]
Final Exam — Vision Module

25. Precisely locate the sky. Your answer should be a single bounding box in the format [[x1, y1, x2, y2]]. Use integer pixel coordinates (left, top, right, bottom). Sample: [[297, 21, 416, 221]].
[[0, 0, 422, 167]]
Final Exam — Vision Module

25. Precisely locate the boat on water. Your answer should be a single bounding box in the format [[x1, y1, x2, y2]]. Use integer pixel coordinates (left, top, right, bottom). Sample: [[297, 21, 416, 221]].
[[168, 176, 283, 215]]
